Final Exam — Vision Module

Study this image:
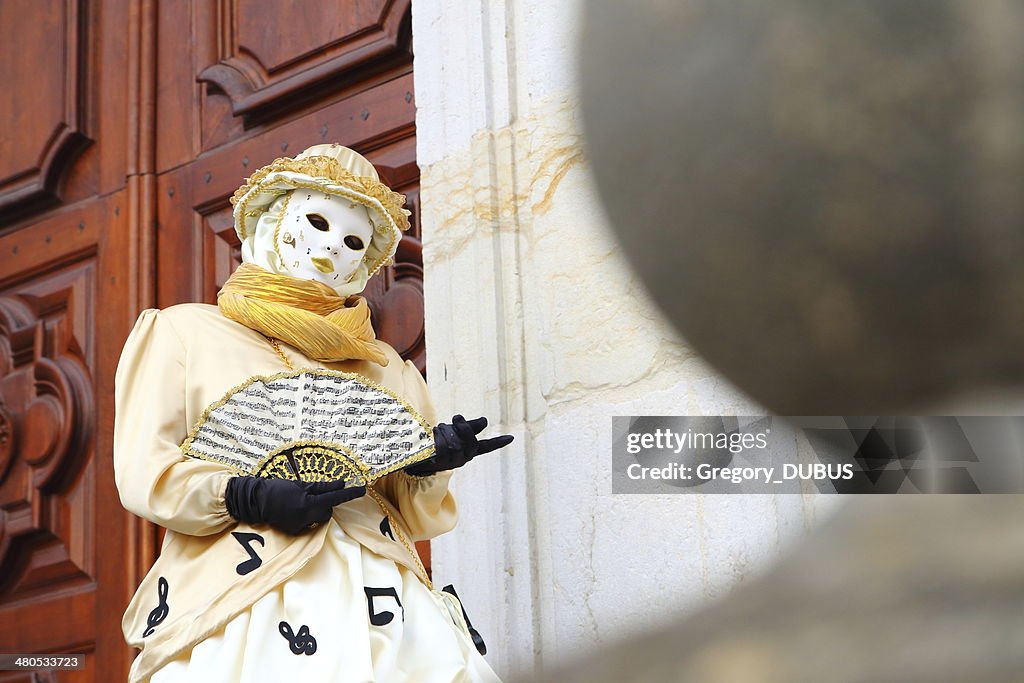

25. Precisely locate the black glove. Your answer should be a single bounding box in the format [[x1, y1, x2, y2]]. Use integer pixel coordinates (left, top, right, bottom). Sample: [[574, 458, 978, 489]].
[[225, 476, 367, 535], [404, 414, 514, 477]]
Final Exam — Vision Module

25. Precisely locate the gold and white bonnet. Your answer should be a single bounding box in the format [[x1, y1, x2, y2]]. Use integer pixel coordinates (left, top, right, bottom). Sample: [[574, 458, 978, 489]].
[[229, 143, 412, 296]]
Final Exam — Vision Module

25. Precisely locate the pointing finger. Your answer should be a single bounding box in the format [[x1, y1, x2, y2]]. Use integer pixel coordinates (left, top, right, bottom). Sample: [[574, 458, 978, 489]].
[[475, 434, 514, 455]]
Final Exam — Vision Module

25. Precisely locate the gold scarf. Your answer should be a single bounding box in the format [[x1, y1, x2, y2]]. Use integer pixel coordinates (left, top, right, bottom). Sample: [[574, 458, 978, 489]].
[[217, 262, 388, 366]]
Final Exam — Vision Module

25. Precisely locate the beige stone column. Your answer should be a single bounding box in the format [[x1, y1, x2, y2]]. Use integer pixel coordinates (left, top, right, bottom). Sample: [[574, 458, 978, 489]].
[[411, 1, 842, 678]]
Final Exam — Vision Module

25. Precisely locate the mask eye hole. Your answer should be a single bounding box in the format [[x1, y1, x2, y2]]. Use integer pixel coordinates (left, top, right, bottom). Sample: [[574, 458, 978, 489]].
[[344, 235, 366, 250], [306, 214, 329, 231]]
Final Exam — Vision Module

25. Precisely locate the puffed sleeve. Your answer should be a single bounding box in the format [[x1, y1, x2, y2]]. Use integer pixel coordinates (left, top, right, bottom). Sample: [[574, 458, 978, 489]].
[[113, 308, 234, 536], [372, 359, 458, 542]]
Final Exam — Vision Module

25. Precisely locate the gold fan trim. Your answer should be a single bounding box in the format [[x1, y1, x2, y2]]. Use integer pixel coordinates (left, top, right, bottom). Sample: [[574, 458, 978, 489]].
[[253, 441, 437, 484]]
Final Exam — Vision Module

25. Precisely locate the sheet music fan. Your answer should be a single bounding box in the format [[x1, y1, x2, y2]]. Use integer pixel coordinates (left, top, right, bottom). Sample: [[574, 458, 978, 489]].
[[180, 369, 435, 486]]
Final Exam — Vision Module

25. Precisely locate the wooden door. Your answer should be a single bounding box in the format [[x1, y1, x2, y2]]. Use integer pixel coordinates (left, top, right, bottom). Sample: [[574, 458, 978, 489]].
[[0, 1, 424, 680]]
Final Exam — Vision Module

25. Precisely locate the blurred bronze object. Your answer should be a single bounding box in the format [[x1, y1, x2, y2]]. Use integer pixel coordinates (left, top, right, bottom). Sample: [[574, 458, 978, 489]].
[[580, 0, 1024, 413]]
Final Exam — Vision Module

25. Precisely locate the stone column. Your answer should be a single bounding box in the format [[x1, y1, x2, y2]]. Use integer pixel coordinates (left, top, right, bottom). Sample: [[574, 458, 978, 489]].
[[411, 1, 842, 677]]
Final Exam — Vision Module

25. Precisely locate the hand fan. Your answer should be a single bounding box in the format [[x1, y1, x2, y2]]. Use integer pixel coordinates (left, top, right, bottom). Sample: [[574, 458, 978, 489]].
[[179, 369, 435, 486]]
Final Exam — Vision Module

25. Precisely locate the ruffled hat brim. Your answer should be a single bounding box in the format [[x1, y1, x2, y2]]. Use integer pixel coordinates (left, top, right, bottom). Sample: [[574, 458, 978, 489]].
[[230, 153, 412, 278]]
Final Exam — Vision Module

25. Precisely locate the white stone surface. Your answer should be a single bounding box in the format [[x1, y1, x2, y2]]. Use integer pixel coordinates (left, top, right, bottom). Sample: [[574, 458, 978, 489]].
[[411, 1, 845, 679]]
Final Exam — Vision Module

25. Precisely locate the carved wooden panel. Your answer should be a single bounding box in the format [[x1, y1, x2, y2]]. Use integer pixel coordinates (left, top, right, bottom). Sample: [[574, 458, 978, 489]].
[[0, 264, 95, 601], [0, 0, 93, 219], [361, 156, 425, 372], [197, 0, 411, 121], [201, 207, 241, 305]]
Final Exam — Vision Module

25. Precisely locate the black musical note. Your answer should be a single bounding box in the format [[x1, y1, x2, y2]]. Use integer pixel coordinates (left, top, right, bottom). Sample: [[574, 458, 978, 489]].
[[278, 621, 317, 655], [379, 517, 396, 541], [232, 531, 265, 575], [441, 584, 487, 655], [142, 577, 169, 638], [364, 586, 404, 626]]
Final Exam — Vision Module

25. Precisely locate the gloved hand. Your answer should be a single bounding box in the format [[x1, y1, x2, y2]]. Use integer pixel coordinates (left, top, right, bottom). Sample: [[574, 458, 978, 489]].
[[404, 414, 514, 477], [224, 476, 367, 535]]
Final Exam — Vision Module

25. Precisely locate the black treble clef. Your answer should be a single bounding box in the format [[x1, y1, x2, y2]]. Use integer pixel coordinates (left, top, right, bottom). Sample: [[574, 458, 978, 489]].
[[279, 621, 317, 655], [142, 577, 170, 637]]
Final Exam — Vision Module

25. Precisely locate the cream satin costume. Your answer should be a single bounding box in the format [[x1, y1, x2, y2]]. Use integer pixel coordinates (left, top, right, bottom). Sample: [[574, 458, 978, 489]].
[[113, 145, 502, 683]]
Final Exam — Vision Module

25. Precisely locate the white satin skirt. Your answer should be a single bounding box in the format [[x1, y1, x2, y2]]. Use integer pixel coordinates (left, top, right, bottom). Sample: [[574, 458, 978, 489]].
[[146, 520, 502, 683]]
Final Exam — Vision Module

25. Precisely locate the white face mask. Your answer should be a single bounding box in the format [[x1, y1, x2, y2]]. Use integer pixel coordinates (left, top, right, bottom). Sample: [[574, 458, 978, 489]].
[[275, 189, 374, 290]]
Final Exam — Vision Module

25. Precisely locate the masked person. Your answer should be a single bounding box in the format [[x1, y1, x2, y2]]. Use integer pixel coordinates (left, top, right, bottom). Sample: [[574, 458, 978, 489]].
[[113, 144, 513, 683]]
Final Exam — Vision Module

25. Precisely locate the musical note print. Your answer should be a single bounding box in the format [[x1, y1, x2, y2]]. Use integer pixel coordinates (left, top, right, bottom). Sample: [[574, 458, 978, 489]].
[[441, 584, 488, 655], [279, 621, 317, 655], [379, 517, 396, 541], [142, 577, 170, 638], [364, 586, 404, 626], [232, 531, 265, 576]]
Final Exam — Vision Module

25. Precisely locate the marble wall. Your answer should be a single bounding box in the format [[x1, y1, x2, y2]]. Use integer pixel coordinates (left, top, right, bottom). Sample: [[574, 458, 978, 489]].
[[411, 1, 842, 677]]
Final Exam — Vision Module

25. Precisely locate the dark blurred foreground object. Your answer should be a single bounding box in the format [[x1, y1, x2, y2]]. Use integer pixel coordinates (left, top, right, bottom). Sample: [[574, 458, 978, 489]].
[[534, 496, 1024, 682], [580, 0, 1024, 414], [561, 1, 1024, 680]]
